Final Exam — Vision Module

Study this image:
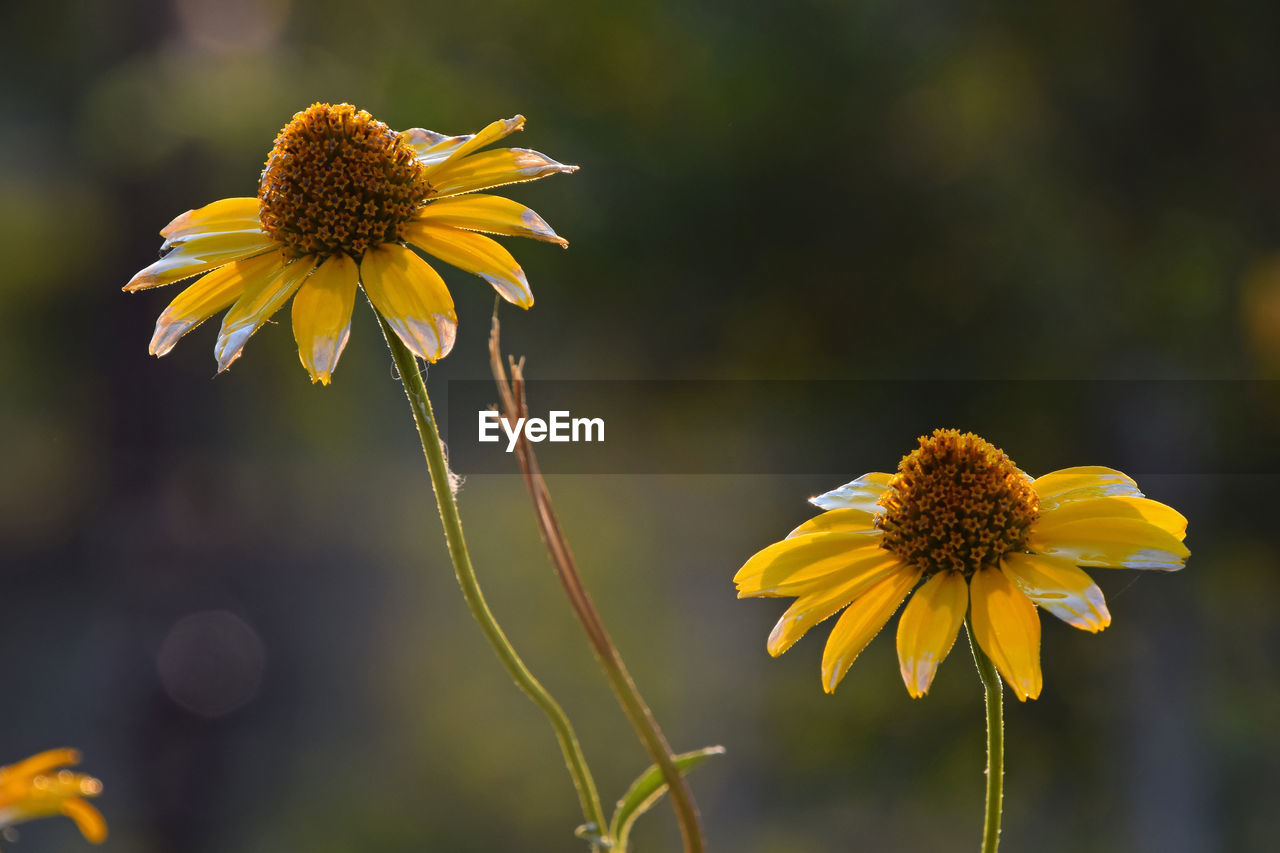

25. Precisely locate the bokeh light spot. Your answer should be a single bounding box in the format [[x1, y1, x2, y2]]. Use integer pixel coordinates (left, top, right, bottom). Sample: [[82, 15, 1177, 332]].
[[1242, 254, 1280, 375], [174, 0, 289, 53], [157, 610, 266, 718]]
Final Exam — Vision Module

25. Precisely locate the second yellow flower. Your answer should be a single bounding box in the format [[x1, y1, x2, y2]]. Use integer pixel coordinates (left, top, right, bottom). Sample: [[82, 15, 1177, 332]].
[[735, 429, 1189, 699]]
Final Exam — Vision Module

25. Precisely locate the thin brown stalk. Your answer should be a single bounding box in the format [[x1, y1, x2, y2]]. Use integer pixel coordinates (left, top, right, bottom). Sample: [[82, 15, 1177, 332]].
[[489, 313, 706, 853]]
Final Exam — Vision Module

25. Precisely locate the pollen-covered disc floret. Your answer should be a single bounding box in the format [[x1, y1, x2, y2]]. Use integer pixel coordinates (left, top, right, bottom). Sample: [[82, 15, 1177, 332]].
[[876, 429, 1039, 576], [258, 103, 428, 259]]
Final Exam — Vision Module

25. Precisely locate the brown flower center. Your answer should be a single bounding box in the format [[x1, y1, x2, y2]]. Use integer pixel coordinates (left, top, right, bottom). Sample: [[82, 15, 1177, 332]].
[[258, 102, 428, 259], [876, 429, 1039, 576]]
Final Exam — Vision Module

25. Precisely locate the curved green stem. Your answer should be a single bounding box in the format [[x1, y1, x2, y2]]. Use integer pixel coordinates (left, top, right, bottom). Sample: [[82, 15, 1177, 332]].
[[378, 316, 607, 845], [965, 616, 1004, 853]]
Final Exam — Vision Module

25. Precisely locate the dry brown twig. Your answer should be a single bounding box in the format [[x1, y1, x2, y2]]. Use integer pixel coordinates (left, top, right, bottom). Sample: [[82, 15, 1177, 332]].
[[488, 312, 707, 853]]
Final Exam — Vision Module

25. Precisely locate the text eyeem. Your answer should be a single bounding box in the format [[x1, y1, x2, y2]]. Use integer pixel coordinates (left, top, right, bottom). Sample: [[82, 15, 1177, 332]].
[[478, 410, 605, 453]]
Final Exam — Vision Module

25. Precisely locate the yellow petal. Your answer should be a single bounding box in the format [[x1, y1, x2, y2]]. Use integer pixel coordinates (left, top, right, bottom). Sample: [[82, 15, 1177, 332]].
[[214, 256, 318, 372], [1027, 517, 1189, 570], [292, 253, 359, 385], [60, 798, 108, 843], [403, 128, 457, 148], [125, 229, 276, 291], [820, 565, 922, 693], [0, 748, 81, 782], [809, 472, 893, 511], [403, 221, 533, 307], [896, 570, 968, 698], [970, 566, 1042, 701], [1031, 466, 1142, 511], [150, 251, 285, 356], [422, 115, 526, 174], [359, 244, 458, 362], [734, 530, 885, 597], [1036, 495, 1187, 540], [159, 197, 261, 240], [1002, 553, 1111, 632], [428, 147, 578, 198], [404, 129, 473, 165], [765, 556, 904, 656], [415, 194, 567, 246], [769, 547, 897, 604], [787, 507, 879, 539]]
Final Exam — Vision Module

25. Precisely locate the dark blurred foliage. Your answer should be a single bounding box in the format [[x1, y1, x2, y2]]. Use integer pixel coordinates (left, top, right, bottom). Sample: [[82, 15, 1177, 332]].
[[1, 0, 1279, 850]]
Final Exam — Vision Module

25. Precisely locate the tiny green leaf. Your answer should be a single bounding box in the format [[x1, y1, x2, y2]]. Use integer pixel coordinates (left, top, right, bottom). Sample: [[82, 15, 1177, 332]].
[[609, 746, 725, 848]]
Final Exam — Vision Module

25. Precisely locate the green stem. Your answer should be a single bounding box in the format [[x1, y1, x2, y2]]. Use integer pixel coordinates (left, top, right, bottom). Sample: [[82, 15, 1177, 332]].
[[598, 655, 704, 853], [965, 616, 1004, 853], [378, 316, 608, 845]]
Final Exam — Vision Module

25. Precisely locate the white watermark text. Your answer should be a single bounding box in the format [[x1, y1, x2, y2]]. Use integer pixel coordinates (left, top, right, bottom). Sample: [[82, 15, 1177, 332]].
[[478, 410, 605, 453]]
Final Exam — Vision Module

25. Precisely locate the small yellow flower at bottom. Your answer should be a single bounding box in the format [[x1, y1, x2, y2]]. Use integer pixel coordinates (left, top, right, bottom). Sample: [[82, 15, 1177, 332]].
[[735, 429, 1189, 699], [0, 749, 107, 843], [124, 102, 577, 384]]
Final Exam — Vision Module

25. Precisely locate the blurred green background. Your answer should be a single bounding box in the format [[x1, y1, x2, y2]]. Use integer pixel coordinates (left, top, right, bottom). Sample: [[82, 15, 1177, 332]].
[[2, 0, 1279, 850]]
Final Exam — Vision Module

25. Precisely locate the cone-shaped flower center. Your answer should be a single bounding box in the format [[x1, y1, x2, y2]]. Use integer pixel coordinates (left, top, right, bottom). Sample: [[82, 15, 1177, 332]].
[[876, 429, 1039, 576], [258, 102, 428, 259]]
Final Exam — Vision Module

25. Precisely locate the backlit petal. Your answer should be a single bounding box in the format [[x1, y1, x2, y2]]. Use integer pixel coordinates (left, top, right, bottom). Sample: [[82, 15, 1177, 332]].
[[787, 508, 879, 539], [1027, 517, 1189, 570], [159, 197, 261, 240], [125, 229, 276, 291], [422, 115, 526, 174], [809, 472, 893, 511], [765, 557, 905, 656], [60, 799, 108, 843], [404, 129, 474, 166], [1036, 495, 1187, 540], [1002, 553, 1111, 632], [768, 547, 897, 601], [734, 530, 885, 597], [150, 251, 285, 356], [896, 570, 968, 698], [820, 565, 922, 693], [970, 566, 1042, 701], [403, 221, 533, 307], [414, 194, 567, 246], [292, 253, 359, 385], [0, 749, 81, 782], [403, 127, 462, 152], [214, 256, 318, 372], [1032, 466, 1143, 511], [359, 244, 457, 362], [428, 148, 578, 198]]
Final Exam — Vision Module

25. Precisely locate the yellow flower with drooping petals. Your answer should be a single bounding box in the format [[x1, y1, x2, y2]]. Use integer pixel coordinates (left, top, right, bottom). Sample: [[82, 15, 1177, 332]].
[[735, 429, 1189, 700], [125, 103, 576, 383], [0, 749, 107, 843]]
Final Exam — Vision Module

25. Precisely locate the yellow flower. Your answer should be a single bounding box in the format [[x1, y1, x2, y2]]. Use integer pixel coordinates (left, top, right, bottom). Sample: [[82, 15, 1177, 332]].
[[124, 103, 576, 384], [735, 429, 1189, 700], [0, 749, 107, 843]]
